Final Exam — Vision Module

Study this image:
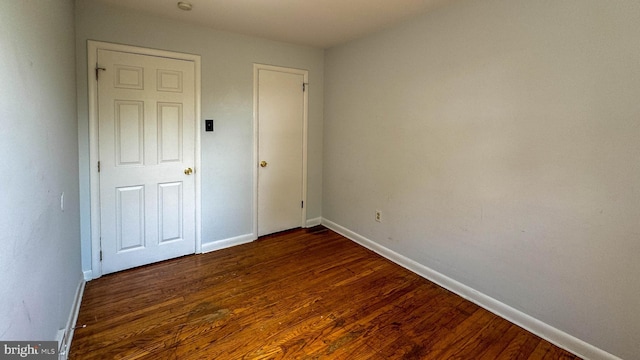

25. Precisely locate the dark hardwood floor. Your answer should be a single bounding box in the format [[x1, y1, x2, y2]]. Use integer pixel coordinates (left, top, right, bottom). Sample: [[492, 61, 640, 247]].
[[70, 227, 580, 359]]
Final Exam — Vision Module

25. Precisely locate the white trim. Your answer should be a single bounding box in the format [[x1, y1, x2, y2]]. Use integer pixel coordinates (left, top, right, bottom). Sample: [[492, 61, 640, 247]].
[[87, 41, 101, 279], [87, 40, 202, 278], [201, 233, 256, 253], [82, 270, 92, 281], [252, 66, 259, 240], [193, 53, 202, 255], [305, 217, 322, 228], [252, 64, 309, 238], [301, 69, 309, 229], [59, 279, 85, 359], [321, 218, 622, 360]]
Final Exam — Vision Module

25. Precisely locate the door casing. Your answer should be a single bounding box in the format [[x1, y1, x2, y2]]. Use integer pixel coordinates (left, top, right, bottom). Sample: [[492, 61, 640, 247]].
[[88, 40, 202, 279], [253, 64, 309, 238]]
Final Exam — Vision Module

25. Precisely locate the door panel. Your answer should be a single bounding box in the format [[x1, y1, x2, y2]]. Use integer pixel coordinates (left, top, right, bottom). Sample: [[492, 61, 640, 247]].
[[115, 101, 144, 165], [116, 185, 145, 251], [257, 67, 306, 236], [98, 49, 195, 274], [158, 181, 183, 243], [158, 103, 182, 163]]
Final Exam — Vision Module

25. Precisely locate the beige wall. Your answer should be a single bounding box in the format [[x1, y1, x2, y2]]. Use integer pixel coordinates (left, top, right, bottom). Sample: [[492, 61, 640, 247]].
[[75, 1, 324, 272], [324, 1, 640, 358], [0, 0, 82, 340]]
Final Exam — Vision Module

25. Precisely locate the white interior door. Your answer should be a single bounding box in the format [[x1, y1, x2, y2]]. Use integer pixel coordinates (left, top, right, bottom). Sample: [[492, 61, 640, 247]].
[[98, 49, 196, 274], [256, 66, 307, 236]]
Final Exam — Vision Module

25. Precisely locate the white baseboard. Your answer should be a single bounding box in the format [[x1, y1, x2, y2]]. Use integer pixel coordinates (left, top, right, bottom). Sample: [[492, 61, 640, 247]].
[[321, 218, 621, 360], [201, 233, 256, 253], [59, 277, 85, 359], [305, 217, 322, 228]]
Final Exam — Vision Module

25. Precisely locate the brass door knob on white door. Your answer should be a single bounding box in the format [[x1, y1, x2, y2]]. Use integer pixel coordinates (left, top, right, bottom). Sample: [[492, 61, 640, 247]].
[[184, 167, 193, 175], [260, 161, 268, 168]]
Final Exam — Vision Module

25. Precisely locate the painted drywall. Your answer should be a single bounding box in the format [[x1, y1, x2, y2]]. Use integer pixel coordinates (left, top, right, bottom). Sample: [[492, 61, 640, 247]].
[[323, 0, 639, 358], [75, 1, 324, 273], [0, 0, 82, 341]]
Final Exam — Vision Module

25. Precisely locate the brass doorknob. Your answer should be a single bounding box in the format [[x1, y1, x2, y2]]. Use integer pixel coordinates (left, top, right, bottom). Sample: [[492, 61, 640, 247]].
[[184, 167, 193, 175], [260, 161, 268, 168]]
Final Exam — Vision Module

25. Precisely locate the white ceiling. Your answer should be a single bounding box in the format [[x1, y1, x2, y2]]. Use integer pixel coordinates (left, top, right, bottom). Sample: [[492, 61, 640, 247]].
[[95, 0, 454, 49]]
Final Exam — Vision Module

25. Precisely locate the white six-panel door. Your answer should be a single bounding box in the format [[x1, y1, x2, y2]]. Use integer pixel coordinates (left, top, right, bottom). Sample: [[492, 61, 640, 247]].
[[97, 49, 196, 274]]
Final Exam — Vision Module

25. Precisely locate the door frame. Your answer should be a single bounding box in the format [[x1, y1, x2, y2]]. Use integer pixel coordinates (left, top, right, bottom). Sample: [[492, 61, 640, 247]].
[[252, 64, 309, 237], [88, 40, 202, 279]]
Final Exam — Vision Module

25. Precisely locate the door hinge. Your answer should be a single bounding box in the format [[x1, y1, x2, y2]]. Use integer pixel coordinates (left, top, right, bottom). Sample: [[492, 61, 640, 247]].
[[99, 250, 103, 261], [303, 83, 308, 92], [301, 201, 304, 208], [95, 64, 106, 80], [97, 161, 101, 172]]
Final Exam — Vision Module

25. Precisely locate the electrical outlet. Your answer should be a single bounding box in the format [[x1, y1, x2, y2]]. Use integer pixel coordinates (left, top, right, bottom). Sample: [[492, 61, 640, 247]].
[[375, 210, 382, 222]]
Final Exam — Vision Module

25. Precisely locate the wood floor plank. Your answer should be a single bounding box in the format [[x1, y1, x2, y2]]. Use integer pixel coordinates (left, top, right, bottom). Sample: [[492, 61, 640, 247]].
[[495, 330, 542, 359], [476, 324, 525, 360], [70, 228, 581, 359]]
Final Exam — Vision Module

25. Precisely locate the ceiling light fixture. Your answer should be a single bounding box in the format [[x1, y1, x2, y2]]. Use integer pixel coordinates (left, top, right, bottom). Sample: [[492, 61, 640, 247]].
[[177, 2, 192, 11]]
